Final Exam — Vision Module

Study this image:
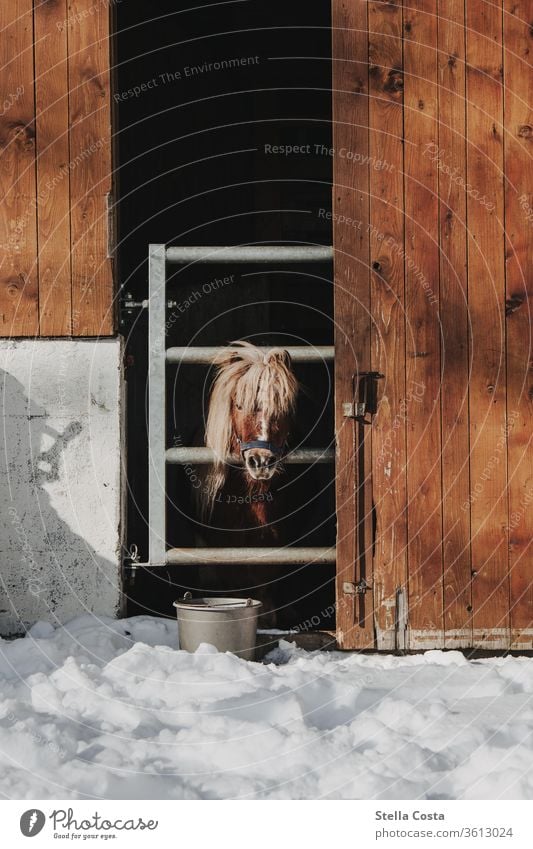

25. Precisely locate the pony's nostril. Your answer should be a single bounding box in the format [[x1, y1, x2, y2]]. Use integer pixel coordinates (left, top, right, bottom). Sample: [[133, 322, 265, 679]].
[[246, 452, 276, 472]]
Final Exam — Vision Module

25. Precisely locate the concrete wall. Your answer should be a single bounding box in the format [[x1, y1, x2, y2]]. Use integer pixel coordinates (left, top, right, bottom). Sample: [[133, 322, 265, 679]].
[[0, 339, 123, 635]]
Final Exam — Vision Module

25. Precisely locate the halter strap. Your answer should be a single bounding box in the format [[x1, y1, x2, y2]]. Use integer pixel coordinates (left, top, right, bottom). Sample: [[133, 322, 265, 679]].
[[237, 439, 285, 456]]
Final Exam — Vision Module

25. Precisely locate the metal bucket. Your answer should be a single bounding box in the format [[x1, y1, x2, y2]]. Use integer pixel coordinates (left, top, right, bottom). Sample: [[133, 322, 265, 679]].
[[173, 594, 262, 661]]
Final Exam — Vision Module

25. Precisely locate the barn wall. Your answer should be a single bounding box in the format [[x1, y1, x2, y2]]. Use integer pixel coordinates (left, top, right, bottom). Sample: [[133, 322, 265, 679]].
[[0, 0, 113, 337], [0, 339, 123, 635], [0, 2, 119, 633], [332, 0, 533, 650]]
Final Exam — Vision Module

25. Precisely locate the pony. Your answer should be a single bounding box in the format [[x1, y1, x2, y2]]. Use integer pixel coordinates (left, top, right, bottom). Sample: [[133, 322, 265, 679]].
[[198, 340, 298, 543]]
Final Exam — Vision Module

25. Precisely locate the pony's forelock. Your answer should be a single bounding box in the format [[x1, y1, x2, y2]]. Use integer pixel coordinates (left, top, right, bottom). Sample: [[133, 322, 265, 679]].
[[203, 341, 297, 506]]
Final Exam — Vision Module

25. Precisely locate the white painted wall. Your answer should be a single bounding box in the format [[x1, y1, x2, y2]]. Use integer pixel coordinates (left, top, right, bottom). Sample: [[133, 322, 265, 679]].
[[0, 339, 123, 635]]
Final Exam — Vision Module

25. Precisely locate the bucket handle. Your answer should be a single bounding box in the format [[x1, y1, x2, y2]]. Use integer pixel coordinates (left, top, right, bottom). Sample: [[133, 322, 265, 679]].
[[175, 594, 255, 607]]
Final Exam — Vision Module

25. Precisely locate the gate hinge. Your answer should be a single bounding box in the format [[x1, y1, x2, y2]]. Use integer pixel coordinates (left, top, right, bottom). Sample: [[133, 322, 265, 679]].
[[123, 297, 149, 310], [120, 297, 186, 315], [343, 578, 370, 595], [124, 543, 140, 584]]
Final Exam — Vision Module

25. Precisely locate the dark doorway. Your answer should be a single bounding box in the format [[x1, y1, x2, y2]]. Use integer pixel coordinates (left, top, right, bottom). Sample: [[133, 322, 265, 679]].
[[116, 0, 335, 629]]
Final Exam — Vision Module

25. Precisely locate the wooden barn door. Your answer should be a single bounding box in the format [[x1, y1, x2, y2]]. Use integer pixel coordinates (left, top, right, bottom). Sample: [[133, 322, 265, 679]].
[[0, 0, 114, 337], [332, 0, 533, 651]]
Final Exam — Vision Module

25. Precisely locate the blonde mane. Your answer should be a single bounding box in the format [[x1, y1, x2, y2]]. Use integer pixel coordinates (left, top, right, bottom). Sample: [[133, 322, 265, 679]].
[[203, 341, 298, 505]]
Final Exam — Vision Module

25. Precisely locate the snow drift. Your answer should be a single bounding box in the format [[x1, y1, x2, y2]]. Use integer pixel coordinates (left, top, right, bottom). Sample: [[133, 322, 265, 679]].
[[0, 615, 532, 799]]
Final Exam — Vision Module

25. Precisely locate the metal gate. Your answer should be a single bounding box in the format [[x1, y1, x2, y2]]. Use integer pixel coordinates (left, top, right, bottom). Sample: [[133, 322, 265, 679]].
[[141, 244, 346, 593]]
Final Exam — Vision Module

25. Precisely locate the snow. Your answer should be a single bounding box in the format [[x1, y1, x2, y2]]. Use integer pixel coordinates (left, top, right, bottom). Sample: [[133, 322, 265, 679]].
[[1, 615, 533, 799]]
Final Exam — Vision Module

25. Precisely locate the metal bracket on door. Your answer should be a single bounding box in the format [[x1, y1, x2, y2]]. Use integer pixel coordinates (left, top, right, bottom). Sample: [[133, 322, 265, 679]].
[[343, 579, 370, 595], [344, 371, 383, 643], [395, 587, 408, 652], [342, 371, 383, 423], [356, 371, 384, 423]]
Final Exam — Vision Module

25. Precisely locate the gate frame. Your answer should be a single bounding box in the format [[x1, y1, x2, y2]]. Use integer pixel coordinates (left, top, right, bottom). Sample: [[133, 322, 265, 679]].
[[143, 244, 338, 579]]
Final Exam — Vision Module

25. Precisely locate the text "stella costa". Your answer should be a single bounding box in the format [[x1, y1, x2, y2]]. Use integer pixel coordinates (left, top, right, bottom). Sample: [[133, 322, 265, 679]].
[[375, 810, 445, 821]]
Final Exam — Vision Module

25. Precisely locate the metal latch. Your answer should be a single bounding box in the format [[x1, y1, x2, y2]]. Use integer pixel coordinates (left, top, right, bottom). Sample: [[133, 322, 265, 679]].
[[343, 579, 370, 595]]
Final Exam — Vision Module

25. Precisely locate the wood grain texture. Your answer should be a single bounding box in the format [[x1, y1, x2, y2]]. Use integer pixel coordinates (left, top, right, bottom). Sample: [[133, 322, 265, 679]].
[[68, 0, 113, 336], [503, 1, 533, 649], [466, 0, 509, 648], [0, 0, 39, 335], [437, 0, 472, 647], [332, 0, 373, 649], [0, 0, 114, 339], [35, 0, 72, 335], [368, 0, 408, 651], [403, 0, 444, 647]]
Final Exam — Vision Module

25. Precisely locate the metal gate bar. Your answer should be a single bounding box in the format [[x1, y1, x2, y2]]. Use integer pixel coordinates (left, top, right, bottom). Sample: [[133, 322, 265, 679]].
[[167, 345, 334, 364], [146, 243, 335, 568], [148, 245, 167, 566], [166, 245, 333, 264], [166, 447, 334, 464], [167, 547, 336, 565]]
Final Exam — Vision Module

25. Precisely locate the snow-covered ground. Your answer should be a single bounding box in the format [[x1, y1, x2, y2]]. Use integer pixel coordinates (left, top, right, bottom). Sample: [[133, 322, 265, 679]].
[[1, 615, 533, 800]]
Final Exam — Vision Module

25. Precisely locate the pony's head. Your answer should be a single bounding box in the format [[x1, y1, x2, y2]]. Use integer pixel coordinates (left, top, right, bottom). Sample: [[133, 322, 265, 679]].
[[204, 341, 298, 500]]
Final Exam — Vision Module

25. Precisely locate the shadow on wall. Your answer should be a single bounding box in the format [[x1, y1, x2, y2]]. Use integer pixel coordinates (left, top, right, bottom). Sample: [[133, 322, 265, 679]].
[[0, 367, 120, 636]]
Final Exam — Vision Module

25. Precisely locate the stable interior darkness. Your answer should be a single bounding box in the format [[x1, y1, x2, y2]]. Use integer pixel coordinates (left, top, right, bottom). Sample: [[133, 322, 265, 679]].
[[116, 0, 335, 629]]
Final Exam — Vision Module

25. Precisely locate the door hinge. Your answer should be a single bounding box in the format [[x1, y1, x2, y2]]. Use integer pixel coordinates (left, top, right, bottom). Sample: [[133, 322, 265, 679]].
[[343, 578, 370, 595], [343, 371, 384, 424], [343, 401, 366, 418], [395, 586, 408, 652]]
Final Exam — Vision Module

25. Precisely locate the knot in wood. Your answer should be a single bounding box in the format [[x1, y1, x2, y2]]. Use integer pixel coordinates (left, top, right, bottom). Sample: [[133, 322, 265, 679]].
[[518, 124, 533, 139], [383, 69, 403, 94], [506, 294, 525, 315]]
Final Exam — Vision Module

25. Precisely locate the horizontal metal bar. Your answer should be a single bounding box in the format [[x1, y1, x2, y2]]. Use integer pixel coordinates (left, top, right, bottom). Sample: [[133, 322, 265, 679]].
[[165, 447, 334, 465], [165, 547, 336, 565], [165, 245, 333, 264], [166, 345, 334, 364]]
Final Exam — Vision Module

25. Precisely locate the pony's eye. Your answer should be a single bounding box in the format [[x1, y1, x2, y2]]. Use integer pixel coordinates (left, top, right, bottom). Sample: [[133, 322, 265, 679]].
[[234, 402, 243, 411]]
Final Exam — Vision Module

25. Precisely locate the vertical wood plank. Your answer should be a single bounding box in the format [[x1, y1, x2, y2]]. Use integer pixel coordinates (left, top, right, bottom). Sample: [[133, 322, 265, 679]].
[[437, 0, 472, 647], [0, 0, 38, 335], [34, 0, 71, 335], [68, 0, 113, 336], [503, 1, 533, 650], [466, 0, 509, 648], [403, 0, 444, 648], [332, 0, 373, 649], [368, 0, 408, 651]]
